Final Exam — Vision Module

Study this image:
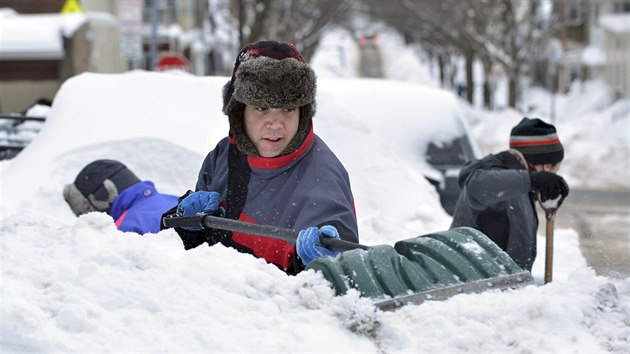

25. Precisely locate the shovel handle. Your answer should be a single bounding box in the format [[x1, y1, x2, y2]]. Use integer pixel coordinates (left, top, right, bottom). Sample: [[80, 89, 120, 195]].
[[540, 198, 559, 284], [162, 213, 368, 252], [544, 219, 554, 284], [319, 235, 370, 252]]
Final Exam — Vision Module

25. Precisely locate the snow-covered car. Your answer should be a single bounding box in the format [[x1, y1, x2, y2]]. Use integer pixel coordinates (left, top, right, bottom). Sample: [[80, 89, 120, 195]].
[[0, 100, 50, 160], [424, 133, 479, 215], [317, 78, 480, 215], [2, 72, 477, 224]]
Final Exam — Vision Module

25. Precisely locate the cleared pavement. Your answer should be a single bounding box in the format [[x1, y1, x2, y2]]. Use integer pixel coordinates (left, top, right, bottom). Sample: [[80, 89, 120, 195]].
[[545, 188, 630, 279]]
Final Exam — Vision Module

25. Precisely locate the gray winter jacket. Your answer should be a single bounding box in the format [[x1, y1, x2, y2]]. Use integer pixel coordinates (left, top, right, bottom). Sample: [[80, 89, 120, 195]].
[[450, 150, 538, 271], [169, 126, 358, 274]]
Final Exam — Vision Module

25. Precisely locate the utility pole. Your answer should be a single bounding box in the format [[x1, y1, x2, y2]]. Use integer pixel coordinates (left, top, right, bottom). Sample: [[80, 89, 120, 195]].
[[238, 0, 245, 48], [149, 0, 158, 71]]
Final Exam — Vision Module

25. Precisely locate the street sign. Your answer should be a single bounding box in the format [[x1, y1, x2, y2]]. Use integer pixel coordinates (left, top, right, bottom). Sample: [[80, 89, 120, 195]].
[[116, 0, 143, 61], [154, 54, 192, 72], [547, 40, 562, 62]]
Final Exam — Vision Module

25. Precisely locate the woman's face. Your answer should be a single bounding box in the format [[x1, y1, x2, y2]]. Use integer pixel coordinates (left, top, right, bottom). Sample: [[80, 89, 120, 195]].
[[244, 105, 299, 157]]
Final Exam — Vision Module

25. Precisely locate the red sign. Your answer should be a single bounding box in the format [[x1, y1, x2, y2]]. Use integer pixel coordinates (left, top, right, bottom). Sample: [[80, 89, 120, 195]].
[[154, 54, 192, 72]]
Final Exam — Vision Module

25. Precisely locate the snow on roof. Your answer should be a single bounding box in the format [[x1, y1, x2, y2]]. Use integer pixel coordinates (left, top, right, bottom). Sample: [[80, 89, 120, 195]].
[[599, 13, 630, 34], [0, 9, 87, 60], [582, 45, 606, 66], [563, 45, 607, 66]]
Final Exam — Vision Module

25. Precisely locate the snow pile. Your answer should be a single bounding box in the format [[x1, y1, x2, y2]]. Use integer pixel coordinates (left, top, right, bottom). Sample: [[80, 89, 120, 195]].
[[3, 211, 629, 352]]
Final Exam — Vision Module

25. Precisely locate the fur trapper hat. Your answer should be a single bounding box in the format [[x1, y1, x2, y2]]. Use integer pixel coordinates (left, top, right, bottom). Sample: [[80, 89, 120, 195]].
[[63, 159, 140, 216], [222, 40, 317, 156]]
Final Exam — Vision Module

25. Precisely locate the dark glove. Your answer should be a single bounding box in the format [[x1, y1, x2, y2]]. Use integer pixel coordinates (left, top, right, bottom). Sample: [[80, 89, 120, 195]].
[[296, 225, 341, 265], [176, 191, 222, 231], [530, 172, 570, 203]]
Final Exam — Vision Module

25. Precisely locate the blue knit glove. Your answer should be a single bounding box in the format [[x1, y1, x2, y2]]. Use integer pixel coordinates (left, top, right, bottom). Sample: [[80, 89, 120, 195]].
[[296, 225, 340, 265], [176, 191, 221, 231]]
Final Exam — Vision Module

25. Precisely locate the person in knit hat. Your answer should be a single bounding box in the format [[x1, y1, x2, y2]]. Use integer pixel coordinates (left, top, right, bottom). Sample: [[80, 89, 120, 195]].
[[450, 117, 569, 271], [162, 41, 358, 275], [64, 159, 179, 234]]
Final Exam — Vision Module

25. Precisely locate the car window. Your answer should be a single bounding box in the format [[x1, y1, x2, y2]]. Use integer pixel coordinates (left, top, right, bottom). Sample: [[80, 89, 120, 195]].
[[425, 135, 471, 167]]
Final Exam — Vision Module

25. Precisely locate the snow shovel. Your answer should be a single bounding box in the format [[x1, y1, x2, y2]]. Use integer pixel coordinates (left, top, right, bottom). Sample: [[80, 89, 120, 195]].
[[163, 214, 534, 311], [162, 212, 369, 252]]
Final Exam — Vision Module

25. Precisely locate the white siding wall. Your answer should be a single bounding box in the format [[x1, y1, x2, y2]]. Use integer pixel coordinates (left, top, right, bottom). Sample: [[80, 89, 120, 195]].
[[603, 29, 630, 97]]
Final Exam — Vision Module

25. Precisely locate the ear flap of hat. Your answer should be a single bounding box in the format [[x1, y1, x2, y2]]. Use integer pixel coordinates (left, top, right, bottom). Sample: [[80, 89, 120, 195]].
[[64, 183, 96, 216], [282, 105, 314, 155], [222, 79, 234, 114], [63, 179, 120, 216], [224, 100, 260, 155], [87, 179, 119, 213]]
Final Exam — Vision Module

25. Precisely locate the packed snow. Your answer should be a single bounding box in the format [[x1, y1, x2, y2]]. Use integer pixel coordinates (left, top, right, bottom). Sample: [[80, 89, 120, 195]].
[[1, 28, 629, 353]]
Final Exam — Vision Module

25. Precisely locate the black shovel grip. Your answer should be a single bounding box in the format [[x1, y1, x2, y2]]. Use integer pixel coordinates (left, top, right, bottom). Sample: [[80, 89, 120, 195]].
[[162, 213, 368, 252], [318, 236, 369, 252]]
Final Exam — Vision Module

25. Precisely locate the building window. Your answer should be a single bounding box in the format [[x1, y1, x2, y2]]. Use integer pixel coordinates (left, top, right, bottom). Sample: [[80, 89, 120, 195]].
[[143, 0, 177, 25], [567, 0, 583, 25]]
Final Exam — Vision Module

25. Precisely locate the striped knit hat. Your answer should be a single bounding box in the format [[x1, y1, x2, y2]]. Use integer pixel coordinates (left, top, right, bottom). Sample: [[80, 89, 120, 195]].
[[509, 117, 564, 165]]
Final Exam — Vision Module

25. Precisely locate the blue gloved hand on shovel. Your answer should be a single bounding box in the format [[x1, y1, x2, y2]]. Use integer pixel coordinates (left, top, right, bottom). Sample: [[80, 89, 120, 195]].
[[296, 225, 340, 265], [176, 191, 222, 231]]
